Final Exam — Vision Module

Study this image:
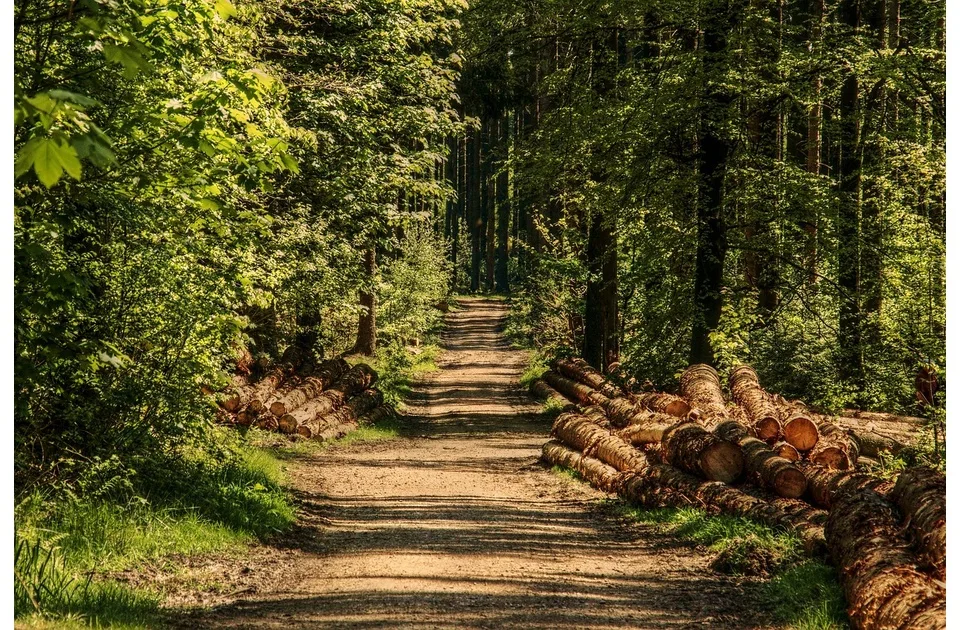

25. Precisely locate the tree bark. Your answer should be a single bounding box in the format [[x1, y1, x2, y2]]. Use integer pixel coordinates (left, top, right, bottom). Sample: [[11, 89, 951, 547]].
[[495, 112, 510, 293], [889, 467, 945, 580], [354, 246, 377, 355]]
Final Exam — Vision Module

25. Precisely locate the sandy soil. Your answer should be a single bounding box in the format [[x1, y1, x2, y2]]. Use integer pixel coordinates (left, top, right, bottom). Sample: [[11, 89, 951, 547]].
[[168, 297, 775, 629]]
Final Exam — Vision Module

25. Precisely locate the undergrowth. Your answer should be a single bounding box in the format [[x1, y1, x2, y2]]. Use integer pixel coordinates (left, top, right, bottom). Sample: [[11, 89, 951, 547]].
[[14, 430, 295, 627]]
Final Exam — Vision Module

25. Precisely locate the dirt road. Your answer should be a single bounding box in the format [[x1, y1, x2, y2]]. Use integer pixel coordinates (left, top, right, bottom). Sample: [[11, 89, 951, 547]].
[[174, 298, 774, 628]]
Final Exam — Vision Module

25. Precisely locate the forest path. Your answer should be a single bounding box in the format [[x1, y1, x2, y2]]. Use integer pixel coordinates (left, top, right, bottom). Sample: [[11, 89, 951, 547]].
[[172, 297, 775, 629]]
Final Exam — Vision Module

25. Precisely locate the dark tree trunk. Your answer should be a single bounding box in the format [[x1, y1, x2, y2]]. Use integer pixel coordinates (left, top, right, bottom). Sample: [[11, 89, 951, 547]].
[[495, 113, 510, 293], [468, 126, 482, 292], [485, 119, 496, 291], [837, 0, 863, 386], [690, 0, 740, 365], [354, 246, 377, 355], [582, 30, 620, 373]]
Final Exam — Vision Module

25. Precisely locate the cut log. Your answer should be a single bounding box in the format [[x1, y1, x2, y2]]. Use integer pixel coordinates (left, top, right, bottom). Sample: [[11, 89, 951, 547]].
[[679, 364, 728, 418], [268, 358, 349, 417], [826, 487, 945, 630], [714, 421, 807, 498], [297, 389, 384, 440], [542, 370, 609, 407], [277, 364, 376, 434], [551, 413, 648, 472], [612, 410, 681, 446], [360, 403, 397, 426], [728, 365, 782, 441], [836, 421, 911, 457], [529, 379, 576, 411], [889, 467, 945, 580], [540, 439, 826, 554], [541, 440, 622, 492], [773, 441, 800, 461], [553, 357, 624, 399], [839, 408, 926, 427], [782, 412, 819, 451], [222, 364, 290, 413], [633, 392, 693, 419], [661, 422, 744, 484], [802, 464, 894, 509], [809, 417, 858, 470]]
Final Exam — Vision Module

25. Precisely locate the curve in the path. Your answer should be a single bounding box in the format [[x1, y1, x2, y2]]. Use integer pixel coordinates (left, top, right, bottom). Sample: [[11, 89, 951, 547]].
[[173, 297, 774, 629]]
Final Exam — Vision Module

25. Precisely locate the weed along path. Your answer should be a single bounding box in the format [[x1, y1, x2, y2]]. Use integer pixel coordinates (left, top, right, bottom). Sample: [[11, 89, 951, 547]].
[[173, 297, 776, 629]]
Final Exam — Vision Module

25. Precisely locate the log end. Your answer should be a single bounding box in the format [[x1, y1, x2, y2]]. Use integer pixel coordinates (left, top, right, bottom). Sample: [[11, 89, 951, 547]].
[[754, 416, 782, 442], [249, 399, 265, 413], [774, 442, 801, 461], [222, 395, 241, 413], [701, 441, 744, 484], [811, 446, 849, 470], [774, 466, 808, 499], [296, 425, 312, 439], [270, 401, 287, 417], [784, 416, 819, 451], [666, 399, 692, 418], [278, 415, 298, 434]]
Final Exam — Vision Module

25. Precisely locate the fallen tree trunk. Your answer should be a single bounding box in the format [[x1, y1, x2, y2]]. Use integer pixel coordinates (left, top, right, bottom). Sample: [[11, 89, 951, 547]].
[[529, 379, 576, 411], [633, 391, 693, 419], [661, 422, 744, 484], [553, 357, 624, 399], [297, 389, 384, 440], [714, 421, 807, 498], [839, 409, 926, 428], [802, 464, 895, 509], [826, 487, 946, 630], [782, 412, 819, 451], [541, 440, 621, 492], [679, 364, 729, 418], [277, 364, 376, 434], [552, 413, 648, 472], [268, 358, 349, 417], [889, 467, 946, 580], [728, 365, 782, 441], [543, 370, 609, 407]]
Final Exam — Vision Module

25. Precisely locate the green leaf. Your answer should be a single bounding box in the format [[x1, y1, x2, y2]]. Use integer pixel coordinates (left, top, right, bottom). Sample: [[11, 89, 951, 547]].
[[14, 137, 41, 179], [214, 0, 238, 19], [32, 138, 65, 188], [48, 90, 98, 108], [103, 44, 151, 79], [29, 138, 82, 187]]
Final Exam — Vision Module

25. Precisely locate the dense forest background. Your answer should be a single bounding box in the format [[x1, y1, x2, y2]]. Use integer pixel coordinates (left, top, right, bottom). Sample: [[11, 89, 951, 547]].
[[14, 0, 944, 513]]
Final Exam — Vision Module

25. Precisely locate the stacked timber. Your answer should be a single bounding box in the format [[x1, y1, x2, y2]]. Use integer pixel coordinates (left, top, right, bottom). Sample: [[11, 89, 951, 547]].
[[211, 352, 395, 442], [535, 357, 945, 630]]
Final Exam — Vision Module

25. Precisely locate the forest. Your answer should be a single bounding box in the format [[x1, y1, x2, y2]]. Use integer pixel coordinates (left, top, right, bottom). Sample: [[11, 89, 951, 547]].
[[13, 0, 945, 627]]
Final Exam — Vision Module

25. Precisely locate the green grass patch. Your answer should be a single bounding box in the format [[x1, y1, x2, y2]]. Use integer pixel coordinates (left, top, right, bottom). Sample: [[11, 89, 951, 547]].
[[549, 464, 584, 483], [14, 436, 296, 626], [764, 561, 849, 630], [519, 351, 550, 389]]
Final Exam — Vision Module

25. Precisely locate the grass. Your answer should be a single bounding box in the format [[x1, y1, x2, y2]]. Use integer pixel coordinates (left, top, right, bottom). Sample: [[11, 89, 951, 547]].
[[14, 436, 296, 627], [550, 465, 584, 483]]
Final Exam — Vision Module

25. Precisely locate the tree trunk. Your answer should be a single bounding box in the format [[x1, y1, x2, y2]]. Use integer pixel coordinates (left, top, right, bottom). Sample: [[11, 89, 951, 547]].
[[495, 112, 510, 293], [354, 246, 378, 355], [268, 358, 348, 417], [728, 365, 782, 441], [690, 0, 740, 365], [468, 127, 482, 292], [837, 0, 864, 388]]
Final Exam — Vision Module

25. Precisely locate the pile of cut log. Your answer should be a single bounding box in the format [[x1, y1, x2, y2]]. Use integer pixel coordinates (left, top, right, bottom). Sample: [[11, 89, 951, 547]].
[[532, 359, 945, 630], [212, 350, 394, 442]]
